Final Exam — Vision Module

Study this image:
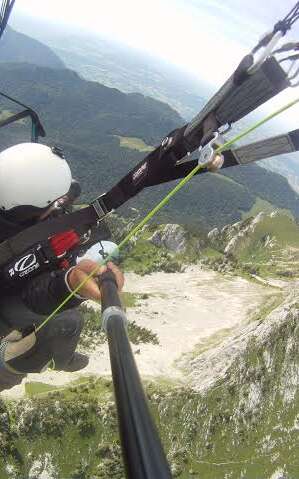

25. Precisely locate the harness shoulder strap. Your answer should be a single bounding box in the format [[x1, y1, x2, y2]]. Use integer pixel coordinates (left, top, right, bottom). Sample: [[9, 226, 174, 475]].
[[0, 207, 111, 266]]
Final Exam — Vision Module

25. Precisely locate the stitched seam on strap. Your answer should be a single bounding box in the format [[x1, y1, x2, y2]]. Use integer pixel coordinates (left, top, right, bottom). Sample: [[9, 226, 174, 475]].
[[0, 340, 25, 375]]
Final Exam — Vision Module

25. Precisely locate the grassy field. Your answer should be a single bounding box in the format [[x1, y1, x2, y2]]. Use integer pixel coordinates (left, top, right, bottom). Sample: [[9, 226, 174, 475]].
[[234, 213, 299, 278], [241, 197, 294, 220], [115, 135, 154, 152], [0, 109, 12, 120], [238, 214, 299, 260], [3, 309, 298, 479]]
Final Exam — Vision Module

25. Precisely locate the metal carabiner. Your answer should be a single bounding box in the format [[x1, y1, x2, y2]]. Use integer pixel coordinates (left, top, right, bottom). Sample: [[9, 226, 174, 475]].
[[198, 132, 225, 167]]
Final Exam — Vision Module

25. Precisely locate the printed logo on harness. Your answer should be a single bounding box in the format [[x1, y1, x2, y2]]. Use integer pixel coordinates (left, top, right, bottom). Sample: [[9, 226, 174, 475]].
[[12, 253, 40, 277], [132, 162, 148, 185], [161, 136, 173, 149]]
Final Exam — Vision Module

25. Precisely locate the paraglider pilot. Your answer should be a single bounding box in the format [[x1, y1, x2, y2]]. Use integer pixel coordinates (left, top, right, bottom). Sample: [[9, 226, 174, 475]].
[[0, 143, 124, 392]]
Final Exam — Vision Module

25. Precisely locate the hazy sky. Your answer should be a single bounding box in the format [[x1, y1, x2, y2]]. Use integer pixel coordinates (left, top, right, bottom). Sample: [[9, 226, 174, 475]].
[[12, 0, 299, 128]]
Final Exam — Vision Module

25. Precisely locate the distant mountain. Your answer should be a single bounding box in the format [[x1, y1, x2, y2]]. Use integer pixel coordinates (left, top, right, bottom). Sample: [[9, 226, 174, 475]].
[[262, 154, 299, 194], [10, 14, 210, 121], [0, 26, 65, 69], [0, 63, 181, 143], [0, 62, 298, 229]]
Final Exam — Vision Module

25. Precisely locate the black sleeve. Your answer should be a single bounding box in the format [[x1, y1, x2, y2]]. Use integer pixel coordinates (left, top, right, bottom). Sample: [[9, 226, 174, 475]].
[[21, 269, 82, 316]]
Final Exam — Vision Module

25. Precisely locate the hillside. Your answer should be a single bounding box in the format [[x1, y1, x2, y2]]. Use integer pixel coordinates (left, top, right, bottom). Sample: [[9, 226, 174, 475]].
[[0, 63, 298, 229], [0, 26, 65, 69], [10, 14, 299, 193], [118, 210, 299, 281], [0, 212, 298, 478], [0, 62, 181, 189], [2, 286, 297, 479]]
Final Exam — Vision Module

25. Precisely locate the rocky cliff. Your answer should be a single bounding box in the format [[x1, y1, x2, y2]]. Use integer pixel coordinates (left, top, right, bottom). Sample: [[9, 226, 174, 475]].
[[0, 212, 298, 478]]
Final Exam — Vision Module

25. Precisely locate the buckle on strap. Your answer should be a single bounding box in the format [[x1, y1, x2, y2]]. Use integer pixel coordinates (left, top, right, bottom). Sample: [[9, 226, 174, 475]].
[[91, 194, 111, 220], [198, 132, 225, 166]]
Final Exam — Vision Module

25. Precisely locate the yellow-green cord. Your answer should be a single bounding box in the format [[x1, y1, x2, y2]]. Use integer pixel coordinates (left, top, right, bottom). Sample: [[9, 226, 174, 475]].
[[35, 96, 299, 332]]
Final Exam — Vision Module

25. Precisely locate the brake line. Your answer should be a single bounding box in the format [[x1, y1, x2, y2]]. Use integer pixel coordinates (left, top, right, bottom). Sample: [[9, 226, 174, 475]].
[[35, 96, 299, 333]]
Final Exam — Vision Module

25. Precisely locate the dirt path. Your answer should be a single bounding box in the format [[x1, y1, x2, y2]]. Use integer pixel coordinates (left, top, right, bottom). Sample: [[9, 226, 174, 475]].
[[1, 266, 279, 399]]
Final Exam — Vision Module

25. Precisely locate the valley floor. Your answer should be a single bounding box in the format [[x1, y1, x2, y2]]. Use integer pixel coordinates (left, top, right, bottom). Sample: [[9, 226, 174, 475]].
[[1, 266, 283, 399]]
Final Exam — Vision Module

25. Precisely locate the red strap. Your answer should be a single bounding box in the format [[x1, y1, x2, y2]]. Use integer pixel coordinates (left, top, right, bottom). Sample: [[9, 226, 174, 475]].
[[49, 230, 80, 257], [59, 258, 71, 270]]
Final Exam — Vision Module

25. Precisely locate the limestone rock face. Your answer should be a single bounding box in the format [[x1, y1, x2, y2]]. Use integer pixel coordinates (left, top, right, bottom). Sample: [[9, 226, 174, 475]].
[[186, 284, 299, 399], [223, 212, 266, 255], [207, 211, 283, 256], [151, 224, 187, 253], [207, 227, 219, 243]]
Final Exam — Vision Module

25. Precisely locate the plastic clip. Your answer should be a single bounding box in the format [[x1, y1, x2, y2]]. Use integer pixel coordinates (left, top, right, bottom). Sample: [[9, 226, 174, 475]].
[[91, 194, 110, 220]]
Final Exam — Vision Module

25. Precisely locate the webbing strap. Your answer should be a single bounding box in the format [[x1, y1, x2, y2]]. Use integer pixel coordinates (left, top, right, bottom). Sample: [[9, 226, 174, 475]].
[[231, 128, 299, 165], [216, 58, 289, 124], [0, 207, 111, 266], [184, 57, 289, 140], [103, 127, 299, 189], [103, 125, 189, 211]]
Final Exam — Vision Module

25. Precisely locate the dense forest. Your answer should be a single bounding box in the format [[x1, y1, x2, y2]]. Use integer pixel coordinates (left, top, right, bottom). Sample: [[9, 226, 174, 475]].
[[0, 26, 64, 69], [0, 62, 298, 229]]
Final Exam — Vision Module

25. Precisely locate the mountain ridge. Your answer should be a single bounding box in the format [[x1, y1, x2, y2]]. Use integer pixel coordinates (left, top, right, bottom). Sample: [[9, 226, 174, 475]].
[[0, 62, 298, 229], [0, 26, 65, 69]]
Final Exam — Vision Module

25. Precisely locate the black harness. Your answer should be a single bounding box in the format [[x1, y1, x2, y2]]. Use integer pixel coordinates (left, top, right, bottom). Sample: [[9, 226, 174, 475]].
[[0, 214, 111, 288], [0, 49, 298, 277]]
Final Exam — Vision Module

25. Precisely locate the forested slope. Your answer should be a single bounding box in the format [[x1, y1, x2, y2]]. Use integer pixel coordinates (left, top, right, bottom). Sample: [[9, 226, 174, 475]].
[[0, 63, 298, 228]]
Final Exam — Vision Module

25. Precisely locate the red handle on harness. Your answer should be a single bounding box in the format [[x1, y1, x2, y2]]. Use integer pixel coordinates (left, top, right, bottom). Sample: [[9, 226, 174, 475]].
[[49, 230, 80, 269]]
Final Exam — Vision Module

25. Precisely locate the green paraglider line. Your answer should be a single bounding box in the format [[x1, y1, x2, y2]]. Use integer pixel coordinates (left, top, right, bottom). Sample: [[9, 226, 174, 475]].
[[35, 96, 299, 333]]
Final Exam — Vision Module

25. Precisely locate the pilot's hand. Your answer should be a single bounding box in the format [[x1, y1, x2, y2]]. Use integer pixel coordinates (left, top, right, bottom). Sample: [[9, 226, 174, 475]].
[[207, 153, 224, 172], [67, 260, 124, 301]]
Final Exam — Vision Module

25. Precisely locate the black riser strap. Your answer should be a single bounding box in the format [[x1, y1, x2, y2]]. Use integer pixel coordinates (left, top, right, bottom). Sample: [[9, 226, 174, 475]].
[[103, 126, 299, 205], [216, 58, 288, 125], [184, 57, 289, 140], [143, 129, 299, 186], [0, 126, 297, 267], [103, 130, 187, 211]]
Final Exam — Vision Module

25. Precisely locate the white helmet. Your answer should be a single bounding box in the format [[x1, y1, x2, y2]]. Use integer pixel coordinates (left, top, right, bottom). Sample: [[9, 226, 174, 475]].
[[0, 143, 72, 212]]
